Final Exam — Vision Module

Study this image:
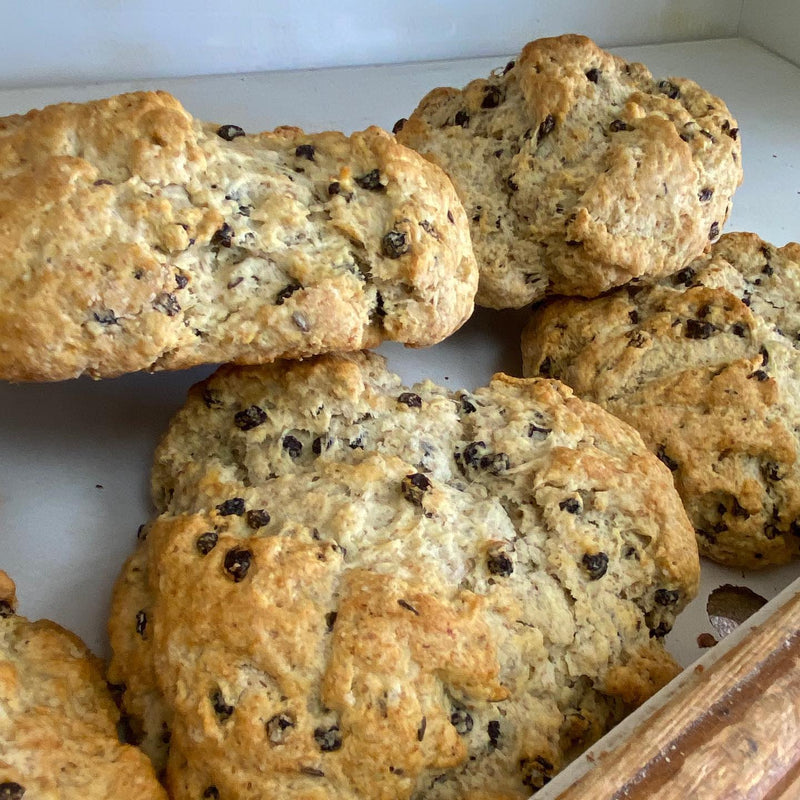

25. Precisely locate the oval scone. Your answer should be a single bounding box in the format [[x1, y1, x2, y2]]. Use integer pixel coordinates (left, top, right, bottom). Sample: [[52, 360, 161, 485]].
[[0, 91, 477, 381], [522, 232, 800, 569], [109, 351, 699, 800], [397, 34, 742, 309], [0, 570, 166, 799]]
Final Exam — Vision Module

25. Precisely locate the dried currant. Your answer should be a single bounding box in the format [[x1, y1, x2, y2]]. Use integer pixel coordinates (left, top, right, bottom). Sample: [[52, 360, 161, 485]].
[[398, 392, 422, 408], [655, 588, 680, 606], [211, 223, 234, 248], [656, 446, 678, 472], [93, 309, 119, 325], [282, 435, 303, 459], [582, 552, 609, 580], [314, 725, 342, 751], [479, 452, 510, 474], [210, 690, 234, 722], [487, 548, 514, 577], [381, 230, 409, 259], [537, 114, 556, 140], [295, 144, 315, 160], [246, 509, 270, 529], [488, 720, 501, 747], [460, 395, 477, 413], [223, 547, 253, 582], [152, 292, 180, 316], [355, 169, 384, 190], [658, 80, 680, 99], [698, 187, 714, 202], [216, 497, 245, 516], [481, 85, 503, 108], [401, 472, 431, 506], [217, 124, 245, 141], [203, 388, 224, 409], [275, 283, 302, 305], [672, 266, 696, 286], [267, 713, 295, 744], [234, 405, 267, 431], [450, 708, 473, 735], [649, 621, 673, 638], [585, 68, 600, 83], [559, 497, 582, 514], [685, 319, 717, 339], [196, 531, 219, 555], [0, 784, 25, 800]]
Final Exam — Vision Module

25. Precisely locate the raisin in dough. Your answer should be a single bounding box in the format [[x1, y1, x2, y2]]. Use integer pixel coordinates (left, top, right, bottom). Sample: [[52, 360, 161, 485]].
[[108, 352, 698, 800], [0, 571, 166, 799], [522, 232, 800, 569], [397, 34, 742, 309], [0, 91, 477, 381]]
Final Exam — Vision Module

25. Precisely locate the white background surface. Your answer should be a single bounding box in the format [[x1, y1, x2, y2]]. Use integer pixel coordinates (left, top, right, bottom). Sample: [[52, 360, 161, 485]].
[[0, 37, 798, 672], [0, 0, 745, 88], [741, 0, 800, 67]]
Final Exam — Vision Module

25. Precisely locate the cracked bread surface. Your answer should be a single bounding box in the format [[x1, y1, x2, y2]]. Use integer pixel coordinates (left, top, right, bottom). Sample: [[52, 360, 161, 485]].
[[522, 232, 800, 568], [0, 570, 166, 799], [108, 352, 698, 799], [0, 91, 477, 381], [396, 34, 742, 309]]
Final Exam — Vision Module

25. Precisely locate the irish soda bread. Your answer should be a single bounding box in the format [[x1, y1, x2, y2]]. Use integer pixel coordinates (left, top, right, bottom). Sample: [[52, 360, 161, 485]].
[[0, 570, 166, 799], [0, 91, 477, 381], [109, 352, 698, 799], [522, 232, 800, 568], [396, 34, 742, 308]]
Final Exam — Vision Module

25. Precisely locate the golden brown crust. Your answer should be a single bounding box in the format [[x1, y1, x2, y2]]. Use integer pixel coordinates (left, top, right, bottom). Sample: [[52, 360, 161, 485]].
[[0, 570, 166, 799], [109, 352, 698, 798], [522, 232, 800, 568], [398, 34, 742, 308], [0, 91, 477, 381]]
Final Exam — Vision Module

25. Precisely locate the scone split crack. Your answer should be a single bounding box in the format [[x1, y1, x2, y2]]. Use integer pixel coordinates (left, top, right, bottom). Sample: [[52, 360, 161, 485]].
[[110, 352, 698, 799]]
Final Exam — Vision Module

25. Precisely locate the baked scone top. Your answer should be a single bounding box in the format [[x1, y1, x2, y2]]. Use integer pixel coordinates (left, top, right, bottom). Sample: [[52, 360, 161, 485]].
[[109, 352, 698, 800], [522, 232, 800, 568], [0, 571, 166, 799], [398, 34, 742, 308], [0, 91, 477, 381]]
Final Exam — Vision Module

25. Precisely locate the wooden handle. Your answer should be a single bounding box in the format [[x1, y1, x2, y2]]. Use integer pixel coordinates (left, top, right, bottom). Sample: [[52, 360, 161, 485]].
[[554, 590, 800, 799]]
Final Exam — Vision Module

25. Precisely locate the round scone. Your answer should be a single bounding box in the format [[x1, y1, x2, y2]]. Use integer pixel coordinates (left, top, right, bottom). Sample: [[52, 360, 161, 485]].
[[0, 91, 477, 381], [522, 232, 800, 569], [0, 570, 166, 799], [109, 352, 698, 799], [396, 34, 742, 309]]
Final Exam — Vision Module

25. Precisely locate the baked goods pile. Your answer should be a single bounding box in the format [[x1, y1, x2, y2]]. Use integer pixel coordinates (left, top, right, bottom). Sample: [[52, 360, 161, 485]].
[[1, 33, 794, 798]]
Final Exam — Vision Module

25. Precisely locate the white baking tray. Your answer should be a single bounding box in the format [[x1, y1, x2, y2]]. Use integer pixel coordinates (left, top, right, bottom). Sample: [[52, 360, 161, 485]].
[[0, 34, 797, 730]]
